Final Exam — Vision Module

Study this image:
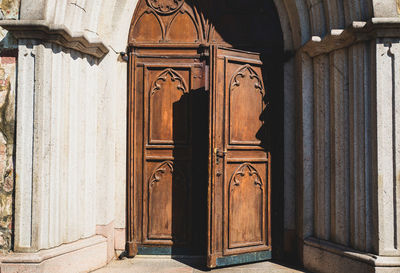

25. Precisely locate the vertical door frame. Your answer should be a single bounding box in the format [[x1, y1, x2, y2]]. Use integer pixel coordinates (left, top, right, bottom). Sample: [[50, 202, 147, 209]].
[[126, 48, 137, 257]]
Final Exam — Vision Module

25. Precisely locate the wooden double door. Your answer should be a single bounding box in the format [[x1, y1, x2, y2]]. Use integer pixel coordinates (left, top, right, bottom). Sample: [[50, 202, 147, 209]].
[[128, 45, 271, 268]]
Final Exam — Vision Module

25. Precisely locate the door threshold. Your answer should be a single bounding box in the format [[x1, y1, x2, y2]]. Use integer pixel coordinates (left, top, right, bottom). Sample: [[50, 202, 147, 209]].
[[137, 246, 205, 257], [136, 255, 205, 260]]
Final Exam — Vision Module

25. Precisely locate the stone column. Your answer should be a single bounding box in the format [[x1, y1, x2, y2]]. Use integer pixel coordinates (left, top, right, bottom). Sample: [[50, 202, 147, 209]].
[[0, 11, 110, 273], [302, 19, 400, 273], [374, 37, 400, 258]]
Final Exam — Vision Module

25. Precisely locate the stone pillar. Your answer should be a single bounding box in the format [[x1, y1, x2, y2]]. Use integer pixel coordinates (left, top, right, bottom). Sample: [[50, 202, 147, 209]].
[[302, 20, 400, 273], [374, 38, 400, 258], [0, 14, 110, 272], [295, 50, 315, 262]]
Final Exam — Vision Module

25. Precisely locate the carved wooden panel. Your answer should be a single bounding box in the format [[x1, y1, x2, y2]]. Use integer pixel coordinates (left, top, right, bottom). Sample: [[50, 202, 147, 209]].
[[129, 0, 201, 45], [130, 11, 164, 43], [145, 161, 188, 243], [226, 163, 266, 252], [229, 64, 265, 145], [147, 0, 184, 14], [166, 11, 199, 43], [147, 67, 190, 145]]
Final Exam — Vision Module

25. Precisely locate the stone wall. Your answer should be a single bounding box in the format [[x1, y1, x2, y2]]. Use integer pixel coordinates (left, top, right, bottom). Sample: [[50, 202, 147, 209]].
[[0, 55, 16, 253], [311, 42, 373, 252], [0, 0, 19, 20], [0, 1, 399, 272], [12, 41, 99, 252], [0, 0, 19, 253]]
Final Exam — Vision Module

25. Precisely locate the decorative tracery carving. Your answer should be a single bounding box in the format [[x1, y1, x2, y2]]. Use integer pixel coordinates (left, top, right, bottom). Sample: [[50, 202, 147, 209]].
[[130, 0, 205, 44], [166, 10, 200, 42], [149, 161, 173, 187], [230, 65, 265, 95], [149, 161, 186, 188], [150, 69, 188, 96], [130, 10, 165, 43], [230, 163, 263, 190], [147, 0, 184, 14]]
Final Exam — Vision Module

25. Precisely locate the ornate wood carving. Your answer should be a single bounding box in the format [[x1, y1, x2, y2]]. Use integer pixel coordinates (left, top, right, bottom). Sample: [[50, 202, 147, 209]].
[[148, 161, 186, 188], [131, 10, 164, 43], [147, 160, 188, 243], [230, 163, 263, 190], [147, 0, 184, 14], [129, 0, 280, 47], [149, 161, 172, 187], [130, 0, 204, 44], [166, 10, 200, 43], [230, 65, 264, 95], [150, 69, 187, 96], [227, 162, 265, 251], [228, 61, 265, 145]]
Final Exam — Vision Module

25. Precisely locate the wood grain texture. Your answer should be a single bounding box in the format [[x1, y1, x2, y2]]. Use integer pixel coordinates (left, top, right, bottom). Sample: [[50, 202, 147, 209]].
[[210, 48, 271, 263]]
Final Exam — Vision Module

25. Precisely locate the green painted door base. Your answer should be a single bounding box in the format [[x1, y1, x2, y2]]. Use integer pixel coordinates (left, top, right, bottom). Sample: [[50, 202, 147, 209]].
[[137, 247, 272, 268], [216, 251, 272, 268], [137, 246, 202, 256]]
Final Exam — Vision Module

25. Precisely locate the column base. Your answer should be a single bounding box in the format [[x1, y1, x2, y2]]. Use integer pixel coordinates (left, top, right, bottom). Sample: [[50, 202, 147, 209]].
[[0, 236, 108, 273], [304, 237, 400, 273]]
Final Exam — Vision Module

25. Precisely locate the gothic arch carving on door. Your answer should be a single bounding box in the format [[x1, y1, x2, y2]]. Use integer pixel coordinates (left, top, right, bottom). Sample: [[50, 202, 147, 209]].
[[129, 0, 202, 45]]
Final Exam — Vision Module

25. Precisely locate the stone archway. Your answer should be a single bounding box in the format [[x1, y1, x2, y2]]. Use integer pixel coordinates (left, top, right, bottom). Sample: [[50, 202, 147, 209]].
[[102, 1, 400, 271], [1, 0, 400, 272]]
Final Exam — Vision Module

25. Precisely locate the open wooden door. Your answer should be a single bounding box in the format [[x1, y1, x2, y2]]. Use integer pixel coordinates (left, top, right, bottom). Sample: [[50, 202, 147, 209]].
[[207, 46, 271, 268], [127, 0, 282, 264]]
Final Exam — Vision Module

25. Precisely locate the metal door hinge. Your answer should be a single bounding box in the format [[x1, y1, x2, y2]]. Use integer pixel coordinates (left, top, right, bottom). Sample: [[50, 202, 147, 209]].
[[214, 148, 227, 158], [214, 148, 227, 164]]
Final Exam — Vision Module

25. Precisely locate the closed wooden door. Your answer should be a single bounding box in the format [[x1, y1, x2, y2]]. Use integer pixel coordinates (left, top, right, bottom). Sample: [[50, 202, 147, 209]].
[[207, 46, 271, 268]]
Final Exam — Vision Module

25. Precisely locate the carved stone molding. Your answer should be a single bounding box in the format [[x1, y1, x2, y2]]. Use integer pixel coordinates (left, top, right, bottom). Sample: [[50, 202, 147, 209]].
[[147, 0, 184, 14], [0, 20, 109, 58], [1, 236, 108, 273], [304, 237, 400, 271], [302, 18, 400, 58]]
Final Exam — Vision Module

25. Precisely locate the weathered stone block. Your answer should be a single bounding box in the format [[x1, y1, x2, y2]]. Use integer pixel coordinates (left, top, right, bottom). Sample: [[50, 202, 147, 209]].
[[0, 55, 15, 253], [0, 0, 19, 20]]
